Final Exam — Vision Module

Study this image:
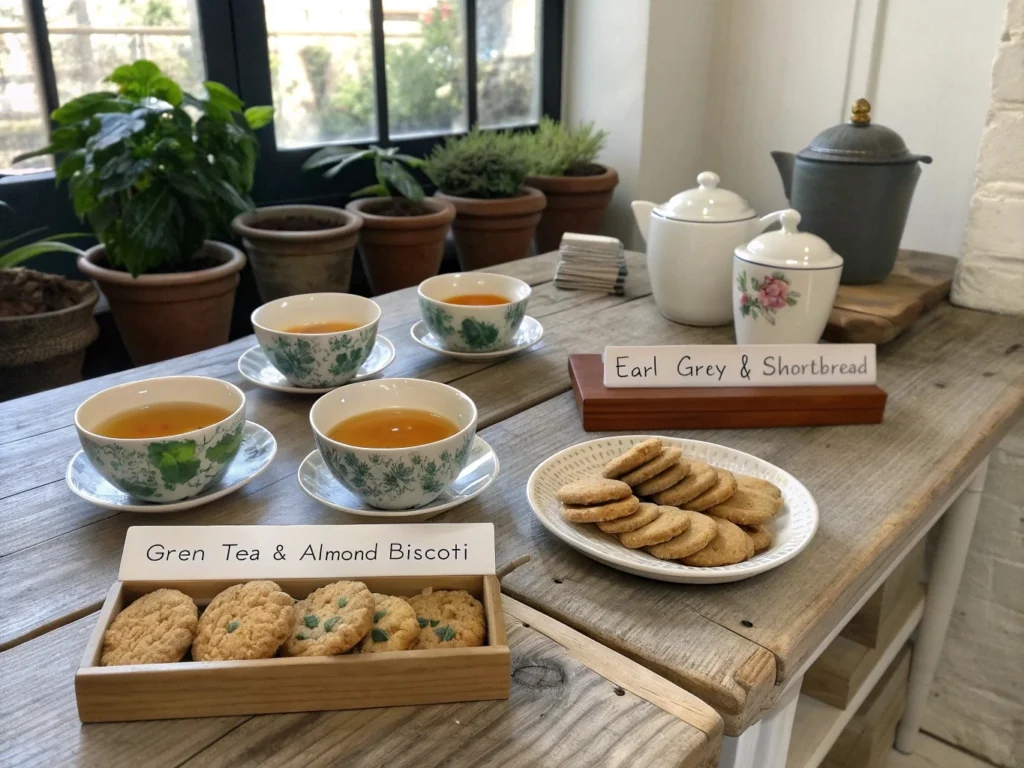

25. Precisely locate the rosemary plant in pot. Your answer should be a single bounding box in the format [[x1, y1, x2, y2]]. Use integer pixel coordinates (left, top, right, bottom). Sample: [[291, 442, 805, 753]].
[[16, 60, 273, 365], [427, 130, 546, 270], [522, 118, 616, 253], [303, 145, 455, 295]]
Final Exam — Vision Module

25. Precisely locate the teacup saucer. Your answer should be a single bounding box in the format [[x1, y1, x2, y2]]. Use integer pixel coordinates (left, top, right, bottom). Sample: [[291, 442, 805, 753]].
[[66, 421, 277, 513], [237, 335, 395, 394], [410, 316, 543, 361], [297, 435, 499, 522]]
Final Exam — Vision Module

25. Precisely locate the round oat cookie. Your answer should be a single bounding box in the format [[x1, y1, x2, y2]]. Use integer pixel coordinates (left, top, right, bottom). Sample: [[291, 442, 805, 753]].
[[737, 474, 782, 499], [193, 581, 293, 661], [359, 593, 420, 653], [561, 494, 639, 523], [680, 518, 752, 567], [651, 461, 718, 506], [743, 524, 773, 554], [282, 580, 375, 657], [596, 502, 661, 533], [619, 507, 692, 549], [682, 469, 738, 512], [601, 438, 663, 479], [618, 447, 684, 486], [706, 488, 783, 526], [101, 588, 198, 666], [407, 589, 486, 649], [556, 477, 632, 506], [646, 511, 718, 560], [633, 461, 689, 497]]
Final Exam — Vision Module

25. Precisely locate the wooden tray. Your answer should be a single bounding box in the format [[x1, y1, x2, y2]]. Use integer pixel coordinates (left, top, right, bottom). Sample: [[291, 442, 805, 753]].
[[568, 354, 887, 431], [76, 575, 509, 723]]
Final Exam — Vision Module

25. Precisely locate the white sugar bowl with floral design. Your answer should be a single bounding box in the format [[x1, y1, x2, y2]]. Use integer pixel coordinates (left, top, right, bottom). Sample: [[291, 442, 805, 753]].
[[733, 209, 843, 344]]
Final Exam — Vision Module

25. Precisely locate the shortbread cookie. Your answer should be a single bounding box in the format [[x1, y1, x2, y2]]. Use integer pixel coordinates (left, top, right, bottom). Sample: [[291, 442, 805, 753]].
[[602, 438, 663, 478], [193, 581, 293, 661], [619, 447, 683, 486], [360, 593, 420, 653], [282, 581, 374, 657], [646, 512, 718, 560], [561, 494, 639, 523], [596, 502, 661, 533], [681, 518, 753, 567], [682, 469, 738, 512], [651, 461, 718, 506], [101, 588, 198, 666], [407, 589, 486, 649], [619, 507, 692, 548], [634, 461, 690, 497], [706, 488, 783, 526], [743, 524, 773, 554], [556, 477, 632, 505], [737, 475, 782, 499]]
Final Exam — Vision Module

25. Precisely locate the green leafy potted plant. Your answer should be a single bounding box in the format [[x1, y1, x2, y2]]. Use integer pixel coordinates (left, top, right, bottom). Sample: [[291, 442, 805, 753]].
[[16, 60, 273, 365], [521, 118, 616, 253], [425, 129, 546, 270], [302, 145, 455, 295], [0, 222, 97, 401]]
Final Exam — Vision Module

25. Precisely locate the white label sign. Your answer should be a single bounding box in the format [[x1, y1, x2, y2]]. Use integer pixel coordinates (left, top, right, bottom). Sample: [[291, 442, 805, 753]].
[[118, 524, 496, 581], [603, 344, 876, 388]]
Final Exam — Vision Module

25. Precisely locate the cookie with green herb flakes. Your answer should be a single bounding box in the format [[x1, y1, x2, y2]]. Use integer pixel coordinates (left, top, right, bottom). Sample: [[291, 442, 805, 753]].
[[101, 588, 198, 666], [407, 588, 486, 649], [192, 580, 293, 661], [601, 438, 663, 479], [359, 593, 420, 653], [282, 580, 374, 657]]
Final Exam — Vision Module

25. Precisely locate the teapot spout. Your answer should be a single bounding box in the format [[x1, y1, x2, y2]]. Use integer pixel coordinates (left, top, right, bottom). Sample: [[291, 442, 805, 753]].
[[771, 151, 796, 201], [631, 200, 656, 242]]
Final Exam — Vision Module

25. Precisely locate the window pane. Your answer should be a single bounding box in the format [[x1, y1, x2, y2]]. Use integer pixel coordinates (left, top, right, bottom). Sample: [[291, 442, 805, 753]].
[[383, 0, 467, 139], [264, 0, 376, 148], [477, 0, 539, 128], [0, 3, 49, 172], [44, 0, 205, 104]]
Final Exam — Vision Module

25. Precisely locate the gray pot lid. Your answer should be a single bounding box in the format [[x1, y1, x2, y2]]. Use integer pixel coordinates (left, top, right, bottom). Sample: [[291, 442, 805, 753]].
[[798, 99, 932, 165]]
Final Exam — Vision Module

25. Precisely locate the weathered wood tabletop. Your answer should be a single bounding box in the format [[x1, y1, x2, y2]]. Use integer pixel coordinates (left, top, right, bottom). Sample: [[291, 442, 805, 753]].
[[1, 250, 1022, 760]]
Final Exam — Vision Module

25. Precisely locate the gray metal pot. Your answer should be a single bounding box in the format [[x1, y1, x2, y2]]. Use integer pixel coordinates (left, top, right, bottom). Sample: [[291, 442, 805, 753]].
[[771, 99, 931, 285]]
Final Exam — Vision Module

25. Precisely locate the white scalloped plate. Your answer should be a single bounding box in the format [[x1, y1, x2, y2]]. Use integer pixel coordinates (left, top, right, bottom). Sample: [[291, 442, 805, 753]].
[[526, 435, 818, 584]]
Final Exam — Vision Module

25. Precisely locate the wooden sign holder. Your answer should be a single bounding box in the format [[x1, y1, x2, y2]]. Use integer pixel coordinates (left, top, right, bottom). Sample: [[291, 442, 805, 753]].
[[568, 354, 886, 431]]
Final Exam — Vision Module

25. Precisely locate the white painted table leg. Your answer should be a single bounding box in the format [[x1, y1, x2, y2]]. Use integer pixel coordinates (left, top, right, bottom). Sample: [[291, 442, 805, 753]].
[[720, 677, 801, 768], [894, 457, 990, 754]]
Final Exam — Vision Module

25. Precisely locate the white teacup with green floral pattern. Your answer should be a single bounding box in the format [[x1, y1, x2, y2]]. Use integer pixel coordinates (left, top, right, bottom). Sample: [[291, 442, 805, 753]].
[[310, 378, 478, 510], [251, 293, 380, 388], [74, 376, 246, 503], [418, 273, 530, 353]]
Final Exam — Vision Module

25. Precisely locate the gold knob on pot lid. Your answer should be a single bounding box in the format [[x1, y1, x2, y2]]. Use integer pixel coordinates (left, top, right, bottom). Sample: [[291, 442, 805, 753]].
[[850, 98, 871, 125]]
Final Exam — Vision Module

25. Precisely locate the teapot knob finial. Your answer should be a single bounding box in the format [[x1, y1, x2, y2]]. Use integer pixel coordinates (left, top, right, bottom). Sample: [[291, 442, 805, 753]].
[[780, 209, 801, 233], [697, 171, 719, 189], [850, 98, 871, 125]]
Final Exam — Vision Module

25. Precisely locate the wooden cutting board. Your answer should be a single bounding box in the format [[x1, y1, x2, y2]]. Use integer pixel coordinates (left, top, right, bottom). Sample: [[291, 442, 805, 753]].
[[824, 251, 957, 344]]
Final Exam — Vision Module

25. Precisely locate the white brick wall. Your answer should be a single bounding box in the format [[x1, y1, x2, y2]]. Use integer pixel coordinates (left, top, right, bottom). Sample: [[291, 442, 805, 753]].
[[930, 5, 1024, 765]]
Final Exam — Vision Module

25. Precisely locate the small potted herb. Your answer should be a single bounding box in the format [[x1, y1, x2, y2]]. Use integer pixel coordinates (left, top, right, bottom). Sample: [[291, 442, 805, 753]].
[[16, 60, 273, 365], [0, 222, 97, 400], [302, 145, 455, 294], [425, 129, 546, 270], [521, 118, 616, 253]]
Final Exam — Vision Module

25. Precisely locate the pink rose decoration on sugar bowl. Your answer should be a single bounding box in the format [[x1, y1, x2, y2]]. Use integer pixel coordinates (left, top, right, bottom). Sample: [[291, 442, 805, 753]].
[[736, 271, 799, 325], [758, 275, 790, 310]]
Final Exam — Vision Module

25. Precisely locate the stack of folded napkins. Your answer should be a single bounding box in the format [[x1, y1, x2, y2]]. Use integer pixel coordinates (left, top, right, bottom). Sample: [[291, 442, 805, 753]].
[[554, 233, 627, 295]]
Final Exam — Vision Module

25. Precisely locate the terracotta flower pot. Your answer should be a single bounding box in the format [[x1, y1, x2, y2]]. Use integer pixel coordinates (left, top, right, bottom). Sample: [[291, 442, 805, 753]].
[[231, 204, 362, 302], [0, 275, 99, 401], [345, 197, 455, 295], [526, 165, 619, 253], [435, 187, 547, 271], [78, 241, 246, 365]]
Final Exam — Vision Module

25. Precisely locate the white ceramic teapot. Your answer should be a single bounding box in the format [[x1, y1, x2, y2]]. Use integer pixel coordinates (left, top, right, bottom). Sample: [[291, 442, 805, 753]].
[[632, 172, 782, 326]]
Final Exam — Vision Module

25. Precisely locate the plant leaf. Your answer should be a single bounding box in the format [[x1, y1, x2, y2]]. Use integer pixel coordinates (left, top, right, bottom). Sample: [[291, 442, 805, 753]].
[[350, 182, 389, 198], [0, 240, 85, 269], [243, 105, 274, 130], [379, 160, 424, 201], [203, 81, 244, 112]]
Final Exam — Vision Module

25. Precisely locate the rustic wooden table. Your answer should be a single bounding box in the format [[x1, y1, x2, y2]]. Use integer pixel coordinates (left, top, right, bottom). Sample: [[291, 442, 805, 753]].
[[2, 251, 1021, 768]]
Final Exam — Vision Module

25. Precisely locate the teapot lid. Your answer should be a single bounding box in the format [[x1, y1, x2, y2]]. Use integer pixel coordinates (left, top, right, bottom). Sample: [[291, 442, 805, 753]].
[[798, 99, 932, 165], [735, 209, 843, 270], [655, 171, 756, 222]]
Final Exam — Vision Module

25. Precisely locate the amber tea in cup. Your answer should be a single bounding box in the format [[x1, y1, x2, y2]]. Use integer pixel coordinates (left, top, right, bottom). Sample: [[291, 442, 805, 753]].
[[283, 321, 360, 333], [443, 294, 510, 306], [328, 407, 459, 449], [94, 402, 233, 439]]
